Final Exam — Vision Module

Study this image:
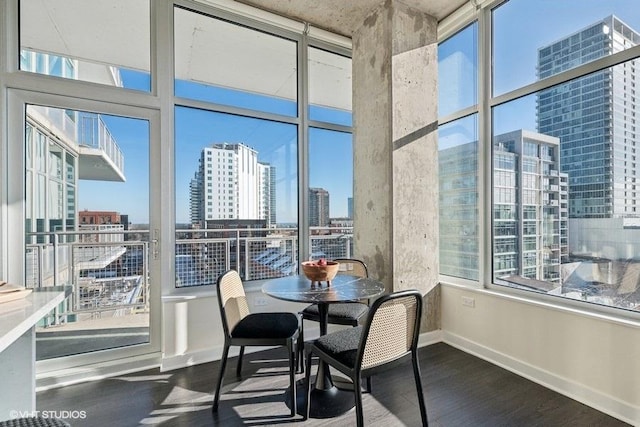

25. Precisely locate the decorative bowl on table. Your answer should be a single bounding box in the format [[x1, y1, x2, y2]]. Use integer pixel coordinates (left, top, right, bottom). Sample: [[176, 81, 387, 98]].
[[301, 259, 339, 285]]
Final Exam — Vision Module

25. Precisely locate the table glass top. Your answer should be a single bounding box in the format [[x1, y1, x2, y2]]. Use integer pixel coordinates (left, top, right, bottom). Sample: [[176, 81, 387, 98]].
[[262, 274, 385, 304]]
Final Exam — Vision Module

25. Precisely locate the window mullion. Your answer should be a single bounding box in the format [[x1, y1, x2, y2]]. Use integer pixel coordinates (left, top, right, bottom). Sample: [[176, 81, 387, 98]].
[[479, 7, 492, 287]]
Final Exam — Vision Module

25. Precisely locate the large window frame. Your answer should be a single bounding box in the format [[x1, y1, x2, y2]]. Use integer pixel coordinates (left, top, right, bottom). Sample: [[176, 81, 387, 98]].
[[0, 0, 352, 383], [438, 0, 640, 320], [1, 0, 352, 296], [169, 1, 353, 292]]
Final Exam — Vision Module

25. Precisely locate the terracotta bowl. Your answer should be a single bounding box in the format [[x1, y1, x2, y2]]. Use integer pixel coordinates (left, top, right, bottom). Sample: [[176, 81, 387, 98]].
[[301, 260, 339, 283]]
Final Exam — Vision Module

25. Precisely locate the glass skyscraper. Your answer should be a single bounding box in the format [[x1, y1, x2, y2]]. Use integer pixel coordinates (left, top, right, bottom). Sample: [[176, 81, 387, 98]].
[[439, 130, 568, 284], [537, 15, 640, 219]]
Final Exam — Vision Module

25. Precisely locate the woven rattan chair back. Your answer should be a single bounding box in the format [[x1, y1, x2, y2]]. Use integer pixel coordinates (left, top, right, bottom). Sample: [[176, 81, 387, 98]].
[[303, 289, 428, 426], [213, 269, 300, 416], [360, 292, 420, 370], [334, 258, 369, 278], [217, 269, 250, 336]]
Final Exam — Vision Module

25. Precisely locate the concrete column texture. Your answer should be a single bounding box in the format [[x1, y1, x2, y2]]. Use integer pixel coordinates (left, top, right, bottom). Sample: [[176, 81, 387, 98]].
[[352, 0, 440, 330]]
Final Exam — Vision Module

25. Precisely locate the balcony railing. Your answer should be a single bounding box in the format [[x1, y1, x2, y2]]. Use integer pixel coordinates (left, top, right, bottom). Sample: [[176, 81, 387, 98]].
[[26, 227, 354, 325], [78, 113, 125, 173]]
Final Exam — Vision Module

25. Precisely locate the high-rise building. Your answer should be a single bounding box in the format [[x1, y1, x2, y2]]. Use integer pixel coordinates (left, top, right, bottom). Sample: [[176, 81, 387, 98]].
[[189, 175, 202, 224], [258, 162, 276, 227], [347, 197, 353, 219], [493, 130, 569, 283], [439, 130, 568, 283], [537, 15, 640, 219], [189, 143, 274, 225], [438, 139, 479, 281], [309, 187, 330, 227]]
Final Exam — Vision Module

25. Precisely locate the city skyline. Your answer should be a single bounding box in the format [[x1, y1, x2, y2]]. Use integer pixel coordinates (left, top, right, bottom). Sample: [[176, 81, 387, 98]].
[[188, 142, 353, 227]]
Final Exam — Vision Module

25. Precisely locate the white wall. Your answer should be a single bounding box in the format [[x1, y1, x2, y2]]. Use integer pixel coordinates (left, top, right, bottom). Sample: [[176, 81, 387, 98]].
[[441, 283, 640, 425]]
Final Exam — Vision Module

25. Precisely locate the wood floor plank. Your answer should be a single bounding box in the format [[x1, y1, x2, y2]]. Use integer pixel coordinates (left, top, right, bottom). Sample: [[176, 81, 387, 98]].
[[35, 343, 631, 426]]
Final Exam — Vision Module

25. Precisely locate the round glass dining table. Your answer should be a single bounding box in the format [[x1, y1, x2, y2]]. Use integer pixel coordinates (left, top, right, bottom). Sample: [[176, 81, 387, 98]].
[[262, 274, 385, 418]]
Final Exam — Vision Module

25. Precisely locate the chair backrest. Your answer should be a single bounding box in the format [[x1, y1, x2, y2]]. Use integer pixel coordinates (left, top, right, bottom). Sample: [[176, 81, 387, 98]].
[[334, 258, 369, 278], [216, 270, 250, 337], [358, 290, 422, 370]]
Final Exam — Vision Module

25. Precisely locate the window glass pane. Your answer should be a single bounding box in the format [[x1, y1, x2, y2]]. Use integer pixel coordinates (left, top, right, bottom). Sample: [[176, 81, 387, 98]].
[[439, 114, 479, 280], [20, 0, 150, 91], [493, 0, 640, 96], [175, 107, 297, 285], [438, 23, 478, 117], [308, 47, 352, 126], [493, 60, 640, 311], [308, 128, 353, 260], [25, 105, 151, 358], [174, 7, 297, 116]]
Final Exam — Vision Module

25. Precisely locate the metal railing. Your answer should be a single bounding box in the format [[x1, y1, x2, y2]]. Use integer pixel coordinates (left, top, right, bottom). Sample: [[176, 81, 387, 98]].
[[78, 112, 125, 173], [26, 227, 354, 324]]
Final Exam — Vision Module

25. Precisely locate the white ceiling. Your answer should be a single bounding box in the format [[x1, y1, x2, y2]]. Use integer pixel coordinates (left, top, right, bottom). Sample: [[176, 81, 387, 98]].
[[235, 0, 468, 37], [20, 0, 467, 111]]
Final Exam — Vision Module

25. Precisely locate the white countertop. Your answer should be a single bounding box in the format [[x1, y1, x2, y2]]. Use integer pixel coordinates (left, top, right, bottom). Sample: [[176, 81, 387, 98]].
[[0, 286, 71, 354]]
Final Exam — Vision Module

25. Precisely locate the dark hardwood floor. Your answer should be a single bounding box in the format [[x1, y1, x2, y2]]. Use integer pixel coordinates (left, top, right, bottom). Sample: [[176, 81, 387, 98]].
[[36, 343, 630, 426]]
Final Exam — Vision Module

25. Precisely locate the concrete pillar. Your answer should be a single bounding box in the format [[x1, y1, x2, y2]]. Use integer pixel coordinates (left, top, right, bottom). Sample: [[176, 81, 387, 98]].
[[353, 0, 439, 330]]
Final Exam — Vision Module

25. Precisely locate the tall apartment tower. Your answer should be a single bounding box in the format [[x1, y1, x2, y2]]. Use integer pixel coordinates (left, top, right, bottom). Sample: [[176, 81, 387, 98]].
[[189, 143, 273, 224], [439, 130, 568, 283], [493, 130, 569, 283], [258, 162, 277, 227], [189, 175, 202, 224], [537, 15, 640, 219], [438, 139, 479, 280], [309, 187, 330, 227]]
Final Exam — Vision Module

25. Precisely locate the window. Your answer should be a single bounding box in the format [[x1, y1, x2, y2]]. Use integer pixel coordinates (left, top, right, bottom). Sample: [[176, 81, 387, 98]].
[[174, 6, 297, 116], [308, 47, 352, 126], [438, 23, 478, 117], [173, 6, 352, 286], [20, 0, 150, 91], [493, 1, 640, 96], [439, 114, 479, 280], [308, 128, 353, 258], [439, 0, 640, 314]]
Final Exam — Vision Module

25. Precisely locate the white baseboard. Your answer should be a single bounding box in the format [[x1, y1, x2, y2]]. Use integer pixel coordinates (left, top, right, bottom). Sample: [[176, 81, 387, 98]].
[[442, 331, 639, 426], [161, 345, 273, 372], [161, 329, 444, 372], [418, 329, 443, 348]]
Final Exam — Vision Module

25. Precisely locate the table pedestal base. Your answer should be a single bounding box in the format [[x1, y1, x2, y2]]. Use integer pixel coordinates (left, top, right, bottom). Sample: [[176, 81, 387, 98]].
[[285, 378, 355, 418]]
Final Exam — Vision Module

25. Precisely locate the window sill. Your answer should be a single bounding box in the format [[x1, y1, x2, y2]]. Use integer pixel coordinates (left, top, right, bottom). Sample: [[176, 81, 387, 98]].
[[161, 279, 267, 302], [439, 277, 640, 329]]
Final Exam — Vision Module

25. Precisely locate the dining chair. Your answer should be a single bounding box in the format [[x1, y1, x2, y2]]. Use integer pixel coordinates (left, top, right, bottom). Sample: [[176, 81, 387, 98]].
[[212, 269, 301, 416], [299, 258, 372, 386], [303, 289, 429, 427], [300, 258, 370, 326]]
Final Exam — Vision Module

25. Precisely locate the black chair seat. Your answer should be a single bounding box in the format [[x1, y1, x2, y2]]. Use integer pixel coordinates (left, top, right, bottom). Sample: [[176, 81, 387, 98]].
[[315, 325, 362, 367], [232, 312, 299, 339], [213, 270, 301, 416], [303, 290, 428, 426], [302, 302, 368, 322]]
